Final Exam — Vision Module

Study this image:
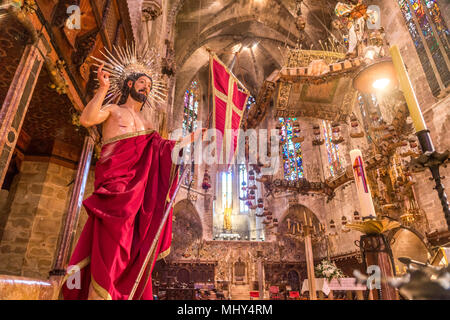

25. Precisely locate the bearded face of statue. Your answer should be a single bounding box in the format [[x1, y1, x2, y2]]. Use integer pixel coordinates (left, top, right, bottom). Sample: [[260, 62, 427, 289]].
[[129, 75, 152, 104], [118, 73, 153, 106]]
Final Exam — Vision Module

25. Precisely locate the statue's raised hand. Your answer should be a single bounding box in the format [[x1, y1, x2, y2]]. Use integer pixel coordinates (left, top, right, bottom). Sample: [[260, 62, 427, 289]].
[[97, 64, 111, 89]]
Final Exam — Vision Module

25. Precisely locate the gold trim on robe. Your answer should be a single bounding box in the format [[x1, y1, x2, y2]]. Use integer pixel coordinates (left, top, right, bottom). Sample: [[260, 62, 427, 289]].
[[91, 276, 113, 300], [58, 256, 91, 297], [157, 247, 171, 261], [102, 129, 155, 146]]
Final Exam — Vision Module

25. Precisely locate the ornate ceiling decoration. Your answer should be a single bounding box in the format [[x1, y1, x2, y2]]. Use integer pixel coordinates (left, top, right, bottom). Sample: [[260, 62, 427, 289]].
[[0, 15, 31, 107], [21, 67, 86, 155], [172, 0, 337, 128]]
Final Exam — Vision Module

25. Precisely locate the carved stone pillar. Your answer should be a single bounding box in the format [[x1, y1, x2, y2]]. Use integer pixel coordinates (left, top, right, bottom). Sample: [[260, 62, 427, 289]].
[[49, 135, 95, 277], [257, 256, 264, 300], [204, 193, 211, 212], [0, 42, 47, 187], [359, 234, 399, 300]]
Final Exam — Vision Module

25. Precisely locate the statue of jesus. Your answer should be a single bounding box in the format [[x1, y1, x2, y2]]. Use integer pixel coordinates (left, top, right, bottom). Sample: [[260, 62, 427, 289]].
[[62, 49, 203, 300]]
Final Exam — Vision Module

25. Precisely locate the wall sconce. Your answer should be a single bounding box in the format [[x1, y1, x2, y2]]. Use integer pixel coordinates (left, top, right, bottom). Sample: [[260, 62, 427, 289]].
[[328, 219, 338, 236], [341, 216, 351, 233], [349, 115, 365, 138], [292, 121, 304, 143], [331, 122, 345, 144], [312, 125, 324, 146], [201, 169, 211, 192], [257, 198, 264, 208]]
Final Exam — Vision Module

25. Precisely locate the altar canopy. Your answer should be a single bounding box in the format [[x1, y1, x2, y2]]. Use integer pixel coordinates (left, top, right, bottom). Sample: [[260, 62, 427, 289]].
[[275, 49, 359, 122], [210, 53, 250, 165]]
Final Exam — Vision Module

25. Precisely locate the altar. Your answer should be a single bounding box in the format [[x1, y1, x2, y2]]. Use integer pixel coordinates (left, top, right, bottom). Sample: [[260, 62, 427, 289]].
[[301, 278, 367, 300]]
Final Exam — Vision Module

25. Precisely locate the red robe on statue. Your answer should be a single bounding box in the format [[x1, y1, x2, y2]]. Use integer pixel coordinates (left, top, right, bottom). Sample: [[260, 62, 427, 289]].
[[62, 130, 179, 300]]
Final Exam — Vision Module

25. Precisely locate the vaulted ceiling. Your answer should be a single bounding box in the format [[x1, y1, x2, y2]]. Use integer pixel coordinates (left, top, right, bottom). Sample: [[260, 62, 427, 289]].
[[172, 0, 342, 122]]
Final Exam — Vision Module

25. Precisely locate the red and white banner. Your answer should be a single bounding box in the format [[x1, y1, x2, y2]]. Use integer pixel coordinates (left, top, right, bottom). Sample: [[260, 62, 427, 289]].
[[210, 53, 250, 165]]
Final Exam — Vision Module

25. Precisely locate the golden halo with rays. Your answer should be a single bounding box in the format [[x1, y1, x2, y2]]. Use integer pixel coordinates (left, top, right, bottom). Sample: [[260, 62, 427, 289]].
[[91, 42, 167, 109]]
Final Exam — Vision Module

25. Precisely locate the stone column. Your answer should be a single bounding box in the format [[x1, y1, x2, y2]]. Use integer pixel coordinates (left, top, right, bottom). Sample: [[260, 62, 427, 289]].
[[49, 135, 95, 277], [0, 42, 47, 186], [257, 257, 264, 300], [360, 234, 399, 300]]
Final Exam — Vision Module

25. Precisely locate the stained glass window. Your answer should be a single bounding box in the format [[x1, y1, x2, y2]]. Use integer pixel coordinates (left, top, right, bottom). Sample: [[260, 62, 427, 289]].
[[323, 120, 343, 177], [279, 118, 304, 180], [239, 165, 248, 213], [222, 170, 233, 212], [397, 0, 450, 96], [182, 80, 199, 135], [181, 80, 199, 185]]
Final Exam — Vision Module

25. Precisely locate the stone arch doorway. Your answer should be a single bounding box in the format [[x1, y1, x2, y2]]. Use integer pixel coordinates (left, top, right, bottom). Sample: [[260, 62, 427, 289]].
[[234, 258, 246, 283], [280, 204, 321, 226], [171, 199, 203, 260], [233, 258, 247, 284], [277, 204, 325, 261], [390, 228, 430, 274]]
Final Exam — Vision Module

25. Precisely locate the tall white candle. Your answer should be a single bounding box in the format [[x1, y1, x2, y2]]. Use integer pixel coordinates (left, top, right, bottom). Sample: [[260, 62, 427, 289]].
[[350, 149, 377, 218]]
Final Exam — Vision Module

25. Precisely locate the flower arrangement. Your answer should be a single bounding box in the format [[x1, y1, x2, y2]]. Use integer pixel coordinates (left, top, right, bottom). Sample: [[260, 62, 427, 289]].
[[314, 259, 345, 281]]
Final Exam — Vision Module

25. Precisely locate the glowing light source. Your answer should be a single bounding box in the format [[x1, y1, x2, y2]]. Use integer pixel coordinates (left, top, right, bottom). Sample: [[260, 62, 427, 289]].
[[352, 58, 398, 94], [372, 78, 390, 89], [232, 43, 243, 53]]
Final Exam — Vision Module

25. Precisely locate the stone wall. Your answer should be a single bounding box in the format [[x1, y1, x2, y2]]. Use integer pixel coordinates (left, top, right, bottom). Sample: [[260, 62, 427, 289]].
[[0, 160, 75, 278], [380, 0, 450, 233]]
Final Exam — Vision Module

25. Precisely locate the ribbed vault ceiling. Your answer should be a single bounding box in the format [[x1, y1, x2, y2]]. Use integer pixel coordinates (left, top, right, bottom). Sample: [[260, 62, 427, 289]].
[[173, 0, 342, 117]]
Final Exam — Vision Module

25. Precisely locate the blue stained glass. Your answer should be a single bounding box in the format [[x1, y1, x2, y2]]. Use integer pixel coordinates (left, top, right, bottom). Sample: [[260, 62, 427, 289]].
[[284, 161, 290, 177], [297, 157, 303, 169], [279, 118, 304, 180], [398, 0, 450, 93]]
